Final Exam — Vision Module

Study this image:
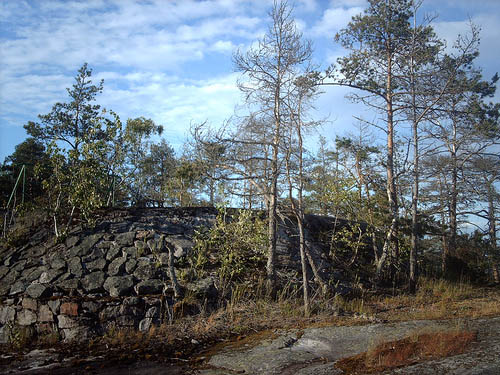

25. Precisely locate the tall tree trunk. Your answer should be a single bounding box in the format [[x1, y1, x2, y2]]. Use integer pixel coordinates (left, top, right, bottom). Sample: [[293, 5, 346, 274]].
[[377, 47, 399, 281], [487, 183, 498, 283], [266, 120, 280, 296], [409, 42, 419, 294]]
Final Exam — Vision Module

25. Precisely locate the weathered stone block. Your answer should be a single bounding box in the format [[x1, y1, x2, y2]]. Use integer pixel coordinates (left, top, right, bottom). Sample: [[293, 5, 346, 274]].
[[122, 246, 138, 258], [48, 300, 61, 314], [106, 247, 121, 261], [0, 265, 9, 279], [21, 297, 38, 311], [0, 325, 10, 344], [50, 257, 67, 270], [99, 305, 121, 321], [9, 280, 27, 296], [38, 305, 54, 322], [81, 271, 105, 293], [65, 236, 79, 248], [23, 267, 47, 283], [62, 326, 91, 342], [82, 301, 100, 314], [57, 315, 78, 329], [134, 263, 155, 281], [0, 305, 16, 324], [115, 232, 136, 246], [135, 279, 164, 295], [18, 309, 37, 325], [96, 240, 114, 250], [125, 259, 137, 273], [165, 236, 194, 258], [68, 257, 83, 277], [39, 269, 64, 284], [108, 257, 127, 276], [56, 278, 80, 296], [25, 283, 52, 299], [103, 276, 134, 297], [85, 258, 107, 272], [60, 302, 79, 316]]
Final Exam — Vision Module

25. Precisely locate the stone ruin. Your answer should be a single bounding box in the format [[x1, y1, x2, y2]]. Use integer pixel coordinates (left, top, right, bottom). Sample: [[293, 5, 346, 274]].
[[0, 207, 347, 344]]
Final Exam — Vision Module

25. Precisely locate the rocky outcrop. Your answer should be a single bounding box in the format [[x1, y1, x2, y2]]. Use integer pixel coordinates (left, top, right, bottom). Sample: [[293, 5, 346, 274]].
[[0, 207, 351, 344]]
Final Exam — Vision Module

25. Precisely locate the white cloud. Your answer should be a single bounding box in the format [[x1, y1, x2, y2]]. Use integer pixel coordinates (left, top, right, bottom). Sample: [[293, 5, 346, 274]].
[[309, 6, 364, 37]]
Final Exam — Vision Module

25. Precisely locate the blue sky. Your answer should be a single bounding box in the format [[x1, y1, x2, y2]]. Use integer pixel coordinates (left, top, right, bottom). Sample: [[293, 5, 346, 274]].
[[1, 0, 499, 163]]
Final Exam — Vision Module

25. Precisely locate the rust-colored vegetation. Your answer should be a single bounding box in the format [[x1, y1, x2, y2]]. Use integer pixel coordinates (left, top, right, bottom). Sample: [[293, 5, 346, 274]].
[[335, 328, 477, 374]]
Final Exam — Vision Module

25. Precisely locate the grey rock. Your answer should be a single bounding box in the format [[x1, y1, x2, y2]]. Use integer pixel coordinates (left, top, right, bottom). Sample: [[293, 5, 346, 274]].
[[187, 276, 217, 299], [9, 280, 27, 295], [0, 305, 16, 324], [134, 263, 156, 280], [0, 265, 9, 279], [165, 236, 194, 258], [12, 260, 28, 273], [85, 258, 107, 272], [81, 271, 105, 293], [108, 257, 127, 276], [99, 305, 121, 321], [57, 315, 78, 329], [82, 301, 100, 314], [39, 269, 64, 284], [69, 233, 103, 257], [38, 305, 54, 322], [135, 279, 164, 295], [106, 246, 122, 261], [122, 246, 138, 257], [56, 278, 80, 292], [17, 309, 37, 325], [68, 257, 83, 277], [119, 304, 143, 316], [0, 325, 10, 344], [50, 257, 66, 270], [47, 300, 61, 314], [21, 297, 38, 311], [65, 236, 79, 248], [124, 296, 143, 306], [97, 240, 114, 250], [23, 267, 48, 283], [103, 276, 134, 297], [62, 326, 91, 342], [125, 259, 137, 273], [115, 232, 136, 246], [26, 283, 52, 298], [3, 270, 20, 286]]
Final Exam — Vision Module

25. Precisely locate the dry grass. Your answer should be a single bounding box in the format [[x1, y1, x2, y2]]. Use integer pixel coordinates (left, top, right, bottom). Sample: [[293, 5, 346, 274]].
[[336, 328, 477, 374], [369, 278, 500, 322]]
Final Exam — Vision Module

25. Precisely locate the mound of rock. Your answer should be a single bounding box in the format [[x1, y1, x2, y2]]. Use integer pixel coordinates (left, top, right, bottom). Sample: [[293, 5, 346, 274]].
[[0, 207, 351, 344]]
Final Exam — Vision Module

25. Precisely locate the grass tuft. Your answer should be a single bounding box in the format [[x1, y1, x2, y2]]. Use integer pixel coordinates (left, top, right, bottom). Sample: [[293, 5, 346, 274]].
[[336, 328, 477, 373]]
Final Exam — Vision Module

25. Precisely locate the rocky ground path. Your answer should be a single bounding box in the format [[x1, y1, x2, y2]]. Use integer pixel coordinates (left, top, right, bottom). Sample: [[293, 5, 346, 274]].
[[2, 316, 499, 374]]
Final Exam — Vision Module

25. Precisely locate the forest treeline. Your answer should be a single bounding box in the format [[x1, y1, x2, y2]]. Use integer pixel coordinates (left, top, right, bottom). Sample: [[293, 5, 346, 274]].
[[1, 0, 499, 305]]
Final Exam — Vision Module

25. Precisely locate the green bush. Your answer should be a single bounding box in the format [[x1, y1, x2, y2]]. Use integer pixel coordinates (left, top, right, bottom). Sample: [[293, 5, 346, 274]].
[[190, 207, 268, 290]]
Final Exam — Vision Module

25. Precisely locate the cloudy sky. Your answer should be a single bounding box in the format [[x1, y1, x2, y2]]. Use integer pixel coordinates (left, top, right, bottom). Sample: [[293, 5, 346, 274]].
[[1, 0, 499, 162]]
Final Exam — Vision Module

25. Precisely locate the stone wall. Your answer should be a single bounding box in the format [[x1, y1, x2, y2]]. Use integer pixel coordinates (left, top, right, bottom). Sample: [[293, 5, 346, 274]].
[[0, 207, 344, 344]]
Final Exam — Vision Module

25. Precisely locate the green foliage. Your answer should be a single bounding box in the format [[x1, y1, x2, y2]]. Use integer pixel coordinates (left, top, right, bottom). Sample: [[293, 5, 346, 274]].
[[190, 208, 268, 289]]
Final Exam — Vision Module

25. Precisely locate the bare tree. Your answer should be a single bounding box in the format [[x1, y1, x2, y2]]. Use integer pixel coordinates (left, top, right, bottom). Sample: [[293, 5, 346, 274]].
[[232, 0, 313, 294]]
